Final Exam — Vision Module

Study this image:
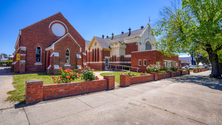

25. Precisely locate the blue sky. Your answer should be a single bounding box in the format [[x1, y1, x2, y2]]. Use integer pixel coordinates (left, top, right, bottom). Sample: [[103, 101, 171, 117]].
[[0, 0, 174, 56]]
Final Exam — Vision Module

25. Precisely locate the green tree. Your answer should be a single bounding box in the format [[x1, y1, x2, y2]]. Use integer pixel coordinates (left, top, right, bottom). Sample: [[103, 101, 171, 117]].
[[154, 0, 222, 78]]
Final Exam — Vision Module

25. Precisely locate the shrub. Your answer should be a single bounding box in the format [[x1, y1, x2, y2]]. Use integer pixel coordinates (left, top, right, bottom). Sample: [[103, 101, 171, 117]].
[[146, 64, 161, 73], [1, 60, 13, 65], [52, 67, 80, 83], [160, 67, 168, 72], [140, 71, 148, 76], [194, 67, 198, 69], [81, 66, 99, 81], [121, 71, 136, 77], [169, 66, 178, 72]]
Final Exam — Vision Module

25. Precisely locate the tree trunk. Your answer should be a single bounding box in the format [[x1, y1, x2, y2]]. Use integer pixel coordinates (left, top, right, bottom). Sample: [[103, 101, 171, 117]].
[[208, 52, 221, 78], [206, 44, 221, 78]]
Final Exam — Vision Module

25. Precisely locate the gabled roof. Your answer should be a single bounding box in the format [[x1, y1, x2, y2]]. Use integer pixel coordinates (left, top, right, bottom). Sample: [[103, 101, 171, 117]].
[[85, 40, 91, 47], [45, 33, 81, 51], [88, 28, 145, 49]]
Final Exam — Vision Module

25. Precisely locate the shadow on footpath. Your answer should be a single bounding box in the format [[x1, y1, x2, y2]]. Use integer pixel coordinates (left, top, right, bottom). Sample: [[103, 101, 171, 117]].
[[168, 75, 222, 91]]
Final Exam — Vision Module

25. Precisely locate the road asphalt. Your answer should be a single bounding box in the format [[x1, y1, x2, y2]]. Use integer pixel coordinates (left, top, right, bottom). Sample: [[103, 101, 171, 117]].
[[0, 68, 221, 125]]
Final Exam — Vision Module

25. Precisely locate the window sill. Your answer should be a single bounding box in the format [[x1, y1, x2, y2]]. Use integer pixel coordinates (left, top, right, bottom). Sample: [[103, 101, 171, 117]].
[[35, 62, 42, 65], [64, 64, 71, 66]]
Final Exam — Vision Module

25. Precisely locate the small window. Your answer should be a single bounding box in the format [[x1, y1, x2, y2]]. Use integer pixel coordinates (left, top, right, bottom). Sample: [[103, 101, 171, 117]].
[[168, 61, 171, 67], [95, 42, 97, 46], [145, 42, 152, 50], [143, 59, 147, 66], [138, 59, 141, 66], [65, 49, 70, 64], [164, 61, 167, 67], [76, 54, 81, 58], [156, 61, 161, 66], [82, 52, 86, 55], [36, 46, 41, 62]]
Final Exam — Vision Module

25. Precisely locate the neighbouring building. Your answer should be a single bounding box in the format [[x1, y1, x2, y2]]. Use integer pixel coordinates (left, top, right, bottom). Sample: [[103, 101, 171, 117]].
[[12, 12, 86, 74], [85, 24, 179, 72]]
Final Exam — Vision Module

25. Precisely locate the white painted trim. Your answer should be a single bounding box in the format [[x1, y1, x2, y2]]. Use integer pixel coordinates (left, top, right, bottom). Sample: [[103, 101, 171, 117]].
[[20, 54, 26, 56], [49, 20, 68, 32], [131, 50, 156, 53], [20, 46, 26, 51], [124, 55, 131, 58], [54, 65, 59, 69], [45, 46, 53, 51], [12, 61, 17, 65], [143, 59, 147, 66], [47, 65, 51, 69], [34, 62, 42, 65], [50, 52, 59, 57], [105, 56, 110, 59], [64, 63, 71, 66], [76, 54, 81, 58], [138, 59, 141, 66], [82, 52, 86, 55], [77, 65, 82, 69]]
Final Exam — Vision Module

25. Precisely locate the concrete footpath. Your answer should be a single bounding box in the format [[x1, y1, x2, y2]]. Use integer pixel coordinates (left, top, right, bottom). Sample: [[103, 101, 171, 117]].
[[0, 67, 16, 110], [0, 70, 222, 125]]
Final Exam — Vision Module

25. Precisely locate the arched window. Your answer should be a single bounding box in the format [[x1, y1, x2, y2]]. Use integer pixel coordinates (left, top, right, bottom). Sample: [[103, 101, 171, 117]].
[[36, 46, 41, 62], [65, 49, 70, 64], [145, 42, 152, 50]]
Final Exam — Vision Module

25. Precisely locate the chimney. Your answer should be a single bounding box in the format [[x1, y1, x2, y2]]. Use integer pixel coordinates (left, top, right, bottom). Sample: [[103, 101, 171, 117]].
[[111, 33, 114, 40], [141, 26, 144, 29], [121, 31, 124, 34], [102, 35, 104, 39], [106, 36, 109, 38], [128, 28, 131, 36]]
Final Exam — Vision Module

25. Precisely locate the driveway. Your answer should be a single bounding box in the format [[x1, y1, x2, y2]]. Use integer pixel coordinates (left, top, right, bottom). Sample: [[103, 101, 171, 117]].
[[0, 67, 16, 110], [0, 70, 222, 125]]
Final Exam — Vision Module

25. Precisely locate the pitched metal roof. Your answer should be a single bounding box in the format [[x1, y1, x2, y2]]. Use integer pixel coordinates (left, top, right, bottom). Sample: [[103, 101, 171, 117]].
[[89, 28, 145, 49], [85, 40, 91, 47]]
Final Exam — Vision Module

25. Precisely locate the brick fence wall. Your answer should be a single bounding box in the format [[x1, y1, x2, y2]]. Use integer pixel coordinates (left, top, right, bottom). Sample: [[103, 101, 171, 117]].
[[26, 76, 115, 104]]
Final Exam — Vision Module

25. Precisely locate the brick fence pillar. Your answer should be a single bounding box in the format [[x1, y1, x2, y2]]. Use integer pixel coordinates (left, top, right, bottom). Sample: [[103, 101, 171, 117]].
[[104, 75, 115, 90], [25, 80, 43, 104], [178, 70, 183, 76], [168, 71, 173, 77], [187, 70, 190, 74], [150, 72, 158, 81], [120, 75, 130, 87]]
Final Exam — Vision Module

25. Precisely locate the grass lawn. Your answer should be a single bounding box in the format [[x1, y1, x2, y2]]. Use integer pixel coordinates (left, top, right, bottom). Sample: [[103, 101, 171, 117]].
[[7, 73, 83, 103], [100, 72, 150, 83]]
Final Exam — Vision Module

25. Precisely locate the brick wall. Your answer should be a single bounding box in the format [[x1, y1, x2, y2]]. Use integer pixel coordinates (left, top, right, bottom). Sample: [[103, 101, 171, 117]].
[[125, 42, 137, 55], [130, 75, 154, 84], [131, 50, 179, 72], [157, 72, 170, 80], [25, 76, 115, 104]]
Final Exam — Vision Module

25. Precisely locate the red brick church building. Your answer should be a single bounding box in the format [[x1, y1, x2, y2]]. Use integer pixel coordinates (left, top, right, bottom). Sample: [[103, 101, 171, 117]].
[[12, 12, 86, 74]]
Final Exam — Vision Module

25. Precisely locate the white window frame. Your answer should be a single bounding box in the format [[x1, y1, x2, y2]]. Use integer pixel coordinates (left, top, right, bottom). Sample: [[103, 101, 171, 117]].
[[35, 46, 42, 65], [143, 59, 147, 66], [65, 49, 70, 64], [156, 61, 161, 66], [138, 59, 141, 66]]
